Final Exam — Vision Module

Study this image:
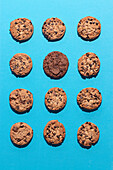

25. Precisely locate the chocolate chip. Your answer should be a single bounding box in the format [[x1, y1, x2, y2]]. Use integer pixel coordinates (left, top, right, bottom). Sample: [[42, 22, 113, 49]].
[[16, 106, 19, 110], [13, 126, 18, 132], [17, 138, 21, 142]]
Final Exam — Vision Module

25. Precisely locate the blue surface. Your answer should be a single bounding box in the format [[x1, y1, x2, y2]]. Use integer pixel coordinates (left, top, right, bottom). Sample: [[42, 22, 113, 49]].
[[0, 0, 113, 169]]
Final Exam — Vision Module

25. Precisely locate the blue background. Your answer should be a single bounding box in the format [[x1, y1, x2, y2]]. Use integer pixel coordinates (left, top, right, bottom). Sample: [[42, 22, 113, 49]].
[[0, 0, 113, 169]]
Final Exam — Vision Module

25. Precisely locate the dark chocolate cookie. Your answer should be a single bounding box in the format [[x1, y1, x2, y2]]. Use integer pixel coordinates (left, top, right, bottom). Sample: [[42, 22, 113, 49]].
[[77, 122, 100, 148], [77, 87, 102, 111], [45, 87, 67, 112], [10, 53, 32, 77], [42, 17, 66, 41], [77, 16, 101, 41], [43, 51, 69, 79], [78, 52, 100, 78], [43, 120, 65, 146], [9, 89, 33, 113], [10, 18, 34, 42], [10, 122, 33, 147]]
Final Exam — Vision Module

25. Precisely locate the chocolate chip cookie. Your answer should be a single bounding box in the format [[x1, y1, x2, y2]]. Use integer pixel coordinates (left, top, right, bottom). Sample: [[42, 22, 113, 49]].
[[10, 18, 34, 42], [43, 120, 65, 146], [9, 89, 33, 113], [10, 53, 32, 77], [42, 17, 66, 41], [78, 52, 100, 78], [77, 87, 102, 111], [43, 51, 69, 79], [45, 87, 67, 112], [77, 16, 101, 41], [77, 122, 100, 148], [10, 122, 33, 147]]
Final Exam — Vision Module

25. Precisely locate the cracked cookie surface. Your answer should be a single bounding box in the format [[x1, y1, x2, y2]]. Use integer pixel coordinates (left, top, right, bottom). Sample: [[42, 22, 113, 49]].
[[43, 51, 69, 79], [9, 89, 33, 113], [10, 53, 32, 77], [10, 18, 34, 42], [77, 122, 100, 147], [78, 52, 100, 78], [77, 87, 102, 111], [10, 122, 33, 147], [77, 16, 101, 40], [45, 87, 67, 112], [44, 120, 65, 145], [42, 17, 66, 41]]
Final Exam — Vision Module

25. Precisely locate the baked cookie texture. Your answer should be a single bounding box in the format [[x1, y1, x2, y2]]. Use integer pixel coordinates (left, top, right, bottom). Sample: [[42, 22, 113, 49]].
[[77, 16, 101, 41], [42, 17, 66, 41], [43, 51, 69, 79], [10, 53, 32, 77], [10, 18, 34, 42], [78, 52, 100, 78], [43, 120, 65, 146], [77, 122, 100, 148], [10, 122, 33, 147], [9, 89, 33, 113], [77, 87, 102, 111], [45, 87, 67, 112]]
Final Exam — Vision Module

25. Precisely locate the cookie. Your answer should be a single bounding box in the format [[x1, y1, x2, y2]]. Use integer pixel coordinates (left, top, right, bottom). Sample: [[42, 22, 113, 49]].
[[10, 122, 33, 147], [77, 87, 102, 111], [10, 53, 32, 77], [9, 89, 33, 113], [78, 52, 100, 78], [77, 16, 101, 40], [42, 17, 66, 41], [77, 122, 100, 148], [45, 87, 67, 112], [10, 18, 34, 42], [43, 120, 65, 146], [43, 51, 69, 79]]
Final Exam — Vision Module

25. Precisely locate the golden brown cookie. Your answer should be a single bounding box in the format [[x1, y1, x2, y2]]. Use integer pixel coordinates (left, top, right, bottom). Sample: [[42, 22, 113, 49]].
[[10, 18, 34, 42], [45, 87, 67, 112], [42, 17, 66, 41], [77, 87, 102, 111], [43, 51, 69, 79], [78, 52, 100, 78], [10, 122, 33, 147], [9, 89, 33, 113], [77, 16, 101, 41], [77, 122, 100, 148], [10, 53, 32, 77], [43, 120, 65, 146]]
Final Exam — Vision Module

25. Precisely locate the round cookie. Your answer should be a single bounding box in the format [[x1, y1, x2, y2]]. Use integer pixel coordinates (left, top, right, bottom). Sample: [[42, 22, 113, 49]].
[[9, 89, 33, 113], [77, 122, 100, 148], [10, 122, 33, 147], [45, 87, 67, 112], [42, 17, 66, 41], [10, 18, 34, 42], [43, 51, 69, 79], [10, 53, 32, 77], [77, 87, 102, 111], [43, 120, 65, 146], [77, 16, 101, 40], [78, 52, 100, 78]]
